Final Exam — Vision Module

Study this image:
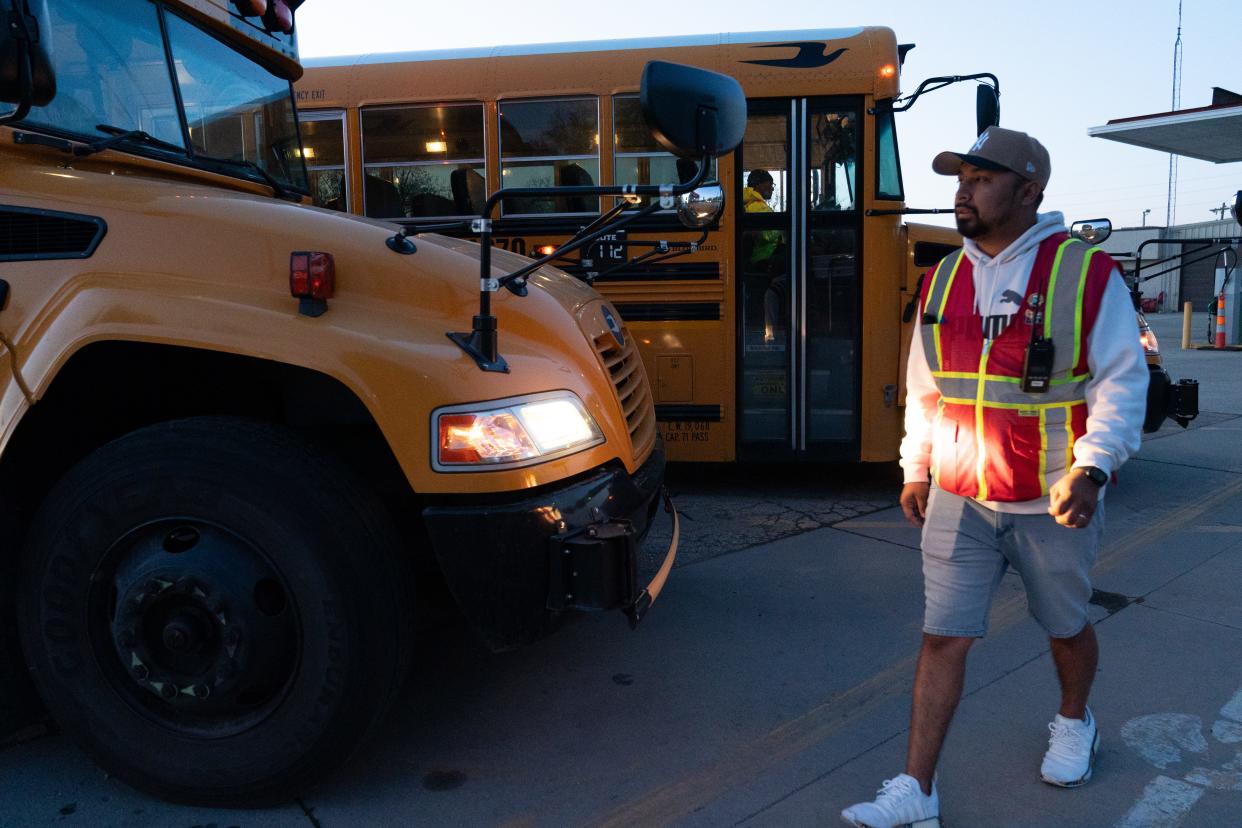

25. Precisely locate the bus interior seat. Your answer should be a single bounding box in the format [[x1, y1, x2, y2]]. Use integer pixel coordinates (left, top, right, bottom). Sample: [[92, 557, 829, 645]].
[[450, 168, 486, 215], [363, 174, 405, 218], [408, 192, 457, 217], [559, 163, 594, 213]]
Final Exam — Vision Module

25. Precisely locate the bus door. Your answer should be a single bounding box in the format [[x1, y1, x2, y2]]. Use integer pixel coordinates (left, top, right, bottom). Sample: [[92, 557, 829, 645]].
[[737, 98, 861, 460]]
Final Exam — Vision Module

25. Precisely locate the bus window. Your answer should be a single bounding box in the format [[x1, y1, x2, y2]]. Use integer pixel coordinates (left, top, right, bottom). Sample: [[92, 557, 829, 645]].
[[499, 97, 599, 215], [809, 110, 857, 211], [360, 103, 486, 218], [30, 0, 183, 148], [165, 12, 304, 189], [613, 94, 716, 208], [300, 110, 348, 211], [875, 106, 904, 201]]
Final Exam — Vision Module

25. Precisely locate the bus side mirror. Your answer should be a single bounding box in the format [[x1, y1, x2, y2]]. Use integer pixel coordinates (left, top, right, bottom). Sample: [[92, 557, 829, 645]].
[[1071, 218, 1112, 245], [976, 84, 999, 135], [640, 60, 745, 158], [1232, 190, 1241, 229], [0, 0, 57, 121]]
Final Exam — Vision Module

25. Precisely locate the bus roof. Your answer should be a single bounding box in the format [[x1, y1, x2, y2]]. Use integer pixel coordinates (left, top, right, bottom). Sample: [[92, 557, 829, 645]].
[[298, 27, 902, 106], [303, 28, 868, 67]]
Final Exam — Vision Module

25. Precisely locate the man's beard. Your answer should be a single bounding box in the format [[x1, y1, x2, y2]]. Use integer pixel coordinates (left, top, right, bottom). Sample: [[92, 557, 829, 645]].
[[955, 208, 988, 238]]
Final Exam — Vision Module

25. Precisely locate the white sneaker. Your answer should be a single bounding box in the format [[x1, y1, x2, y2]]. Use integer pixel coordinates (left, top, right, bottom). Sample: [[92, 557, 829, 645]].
[[840, 773, 940, 828], [1041, 707, 1100, 787]]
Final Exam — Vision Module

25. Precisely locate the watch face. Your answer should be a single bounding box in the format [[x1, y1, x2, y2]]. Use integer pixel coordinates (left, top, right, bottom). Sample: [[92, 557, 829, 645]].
[[1085, 467, 1107, 485]]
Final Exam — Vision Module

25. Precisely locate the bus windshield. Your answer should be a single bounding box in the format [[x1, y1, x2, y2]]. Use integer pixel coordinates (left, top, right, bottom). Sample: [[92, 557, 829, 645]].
[[23, 0, 307, 193]]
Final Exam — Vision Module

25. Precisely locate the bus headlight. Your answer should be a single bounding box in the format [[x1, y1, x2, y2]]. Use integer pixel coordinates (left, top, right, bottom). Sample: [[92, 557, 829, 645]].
[[1137, 312, 1160, 356], [434, 392, 605, 470]]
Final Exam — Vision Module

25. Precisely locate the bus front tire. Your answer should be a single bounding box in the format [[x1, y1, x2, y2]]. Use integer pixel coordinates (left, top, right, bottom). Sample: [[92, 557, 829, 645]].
[[16, 417, 412, 806]]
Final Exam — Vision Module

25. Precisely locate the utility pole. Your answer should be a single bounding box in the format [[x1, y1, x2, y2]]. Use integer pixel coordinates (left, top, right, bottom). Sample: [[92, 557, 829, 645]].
[[1142, 208, 1151, 226], [1211, 203, 1229, 220], [1166, 0, 1183, 227]]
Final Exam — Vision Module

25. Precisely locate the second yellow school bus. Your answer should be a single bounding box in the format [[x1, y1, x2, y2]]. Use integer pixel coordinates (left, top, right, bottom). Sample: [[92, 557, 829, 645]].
[[297, 28, 974, 463]]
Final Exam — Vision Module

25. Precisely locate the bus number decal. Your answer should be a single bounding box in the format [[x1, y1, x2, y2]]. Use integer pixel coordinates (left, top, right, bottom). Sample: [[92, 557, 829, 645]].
[[495, 238, 527, 256]]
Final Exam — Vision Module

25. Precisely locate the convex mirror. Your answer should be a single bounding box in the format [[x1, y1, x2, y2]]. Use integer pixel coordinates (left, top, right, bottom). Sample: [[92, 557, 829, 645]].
[[676, 184, 724, 228], [1070, 218, 1112, 245]]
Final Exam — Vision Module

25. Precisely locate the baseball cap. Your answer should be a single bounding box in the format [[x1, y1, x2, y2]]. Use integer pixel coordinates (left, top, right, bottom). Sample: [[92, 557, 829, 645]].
[[932, 126, 1051, 189]]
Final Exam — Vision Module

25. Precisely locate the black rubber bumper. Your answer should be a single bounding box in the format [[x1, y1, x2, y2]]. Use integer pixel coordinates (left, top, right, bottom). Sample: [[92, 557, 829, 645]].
[[422, 439, 667, 652], [1145, 364, 1199, 433]]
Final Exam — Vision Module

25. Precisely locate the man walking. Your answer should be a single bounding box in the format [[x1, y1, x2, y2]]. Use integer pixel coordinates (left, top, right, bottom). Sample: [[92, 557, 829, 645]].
[[841, 126, 1148, 828]]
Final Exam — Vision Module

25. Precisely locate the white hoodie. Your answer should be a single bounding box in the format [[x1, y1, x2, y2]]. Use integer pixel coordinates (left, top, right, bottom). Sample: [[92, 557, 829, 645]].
[[899, 211, 1149, 513]]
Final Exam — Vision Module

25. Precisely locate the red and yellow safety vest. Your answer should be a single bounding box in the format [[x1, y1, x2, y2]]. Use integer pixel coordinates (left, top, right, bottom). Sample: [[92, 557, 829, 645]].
[[918, 233, 1117, 502]]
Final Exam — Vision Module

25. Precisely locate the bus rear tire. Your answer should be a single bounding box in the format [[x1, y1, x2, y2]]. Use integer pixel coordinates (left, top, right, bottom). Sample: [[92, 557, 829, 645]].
[[16, 417, 413, 806]]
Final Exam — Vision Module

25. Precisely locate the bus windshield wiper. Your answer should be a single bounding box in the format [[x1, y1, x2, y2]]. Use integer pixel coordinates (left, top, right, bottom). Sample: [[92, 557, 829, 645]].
[[74, 124, 185, 157], [197, 154, 299, 201]]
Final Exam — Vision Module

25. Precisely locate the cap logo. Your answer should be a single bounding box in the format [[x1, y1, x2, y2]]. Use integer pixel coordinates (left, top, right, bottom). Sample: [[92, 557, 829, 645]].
[[1026, 162, 1037, 174], [970, 132, 991, 152]]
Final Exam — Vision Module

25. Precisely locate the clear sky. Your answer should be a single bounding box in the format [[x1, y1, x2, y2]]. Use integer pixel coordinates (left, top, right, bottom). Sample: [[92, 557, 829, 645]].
[[296, 0, 1242, 231]]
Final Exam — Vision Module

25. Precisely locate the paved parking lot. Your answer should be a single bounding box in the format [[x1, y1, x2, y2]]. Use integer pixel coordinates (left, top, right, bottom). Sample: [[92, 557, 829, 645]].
[[2, 309, 1241, 827]]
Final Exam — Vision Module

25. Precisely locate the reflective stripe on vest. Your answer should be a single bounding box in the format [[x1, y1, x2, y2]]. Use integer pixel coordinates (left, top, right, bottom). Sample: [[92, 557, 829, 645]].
[[916, 236, 1109, 501]]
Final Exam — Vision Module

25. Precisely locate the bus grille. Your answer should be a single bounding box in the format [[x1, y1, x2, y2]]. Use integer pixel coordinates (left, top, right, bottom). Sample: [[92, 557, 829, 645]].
[[588, 312, 656, 462]]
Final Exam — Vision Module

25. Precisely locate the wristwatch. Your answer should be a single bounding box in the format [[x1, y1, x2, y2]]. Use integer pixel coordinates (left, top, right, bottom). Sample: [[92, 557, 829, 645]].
[[1079, 466, 1108, 487]]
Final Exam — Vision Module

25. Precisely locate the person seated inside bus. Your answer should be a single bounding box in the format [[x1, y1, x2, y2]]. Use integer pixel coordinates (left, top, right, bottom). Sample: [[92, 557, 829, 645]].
[[742, 170, 789, 345], [363, 173, 405, 218]]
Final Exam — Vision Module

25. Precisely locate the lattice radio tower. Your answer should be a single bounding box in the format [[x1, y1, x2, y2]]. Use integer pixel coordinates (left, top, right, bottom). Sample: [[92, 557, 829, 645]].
[[1166, 0, 1183, 227]]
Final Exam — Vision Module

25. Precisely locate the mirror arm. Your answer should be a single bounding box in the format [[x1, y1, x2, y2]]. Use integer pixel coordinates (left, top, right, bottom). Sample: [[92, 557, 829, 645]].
[[448, 205, 510, 373], [624, 227, 710, 251], [500, 200, 664, 287], [866, 207, 955, 216], [877, 73, 1000, 114], [387, 218, 474, 253], [1133, 242, 1240, 285], [682, 155, 709, 189], [451, 145, 714, 371], [478, 158, 710, 218], [592, 228, 707, 281], [560, 198, 635, 251]]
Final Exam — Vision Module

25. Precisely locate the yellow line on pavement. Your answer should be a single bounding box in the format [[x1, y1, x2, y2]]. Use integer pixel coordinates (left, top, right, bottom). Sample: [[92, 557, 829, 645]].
[[592, 649, 921, 828]]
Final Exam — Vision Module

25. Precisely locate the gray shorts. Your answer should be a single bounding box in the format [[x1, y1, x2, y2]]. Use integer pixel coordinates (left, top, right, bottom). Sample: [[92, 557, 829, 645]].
[[921, 486, 1103, 639]]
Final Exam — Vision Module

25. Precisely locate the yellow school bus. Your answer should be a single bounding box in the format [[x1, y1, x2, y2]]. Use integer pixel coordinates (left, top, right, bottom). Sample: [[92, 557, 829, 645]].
[[297, 28, 983, 463], [0, 0, 744, 805]]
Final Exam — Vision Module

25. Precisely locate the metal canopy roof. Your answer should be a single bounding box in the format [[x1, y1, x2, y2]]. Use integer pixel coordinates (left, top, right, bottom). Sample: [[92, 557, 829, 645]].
[[1089, 92, 1242, 163]]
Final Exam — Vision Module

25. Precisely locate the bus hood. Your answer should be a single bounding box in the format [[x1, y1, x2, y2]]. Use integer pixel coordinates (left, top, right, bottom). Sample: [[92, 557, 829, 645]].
[[5, 153, 617, 393]]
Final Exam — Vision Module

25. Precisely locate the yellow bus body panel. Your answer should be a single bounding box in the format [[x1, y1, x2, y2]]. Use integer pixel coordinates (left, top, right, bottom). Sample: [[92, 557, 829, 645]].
[[0, 139, 644, 494]]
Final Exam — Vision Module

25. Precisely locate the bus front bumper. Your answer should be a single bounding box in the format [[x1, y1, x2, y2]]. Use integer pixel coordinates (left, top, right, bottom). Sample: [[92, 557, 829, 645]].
[[422, 440, 678, 651]]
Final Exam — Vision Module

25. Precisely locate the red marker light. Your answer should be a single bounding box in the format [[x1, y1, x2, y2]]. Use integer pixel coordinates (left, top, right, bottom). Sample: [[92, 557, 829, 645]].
[[265, 0, 294, 34], [234, 0, 267, 17], [290, 251, 334, 300]]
